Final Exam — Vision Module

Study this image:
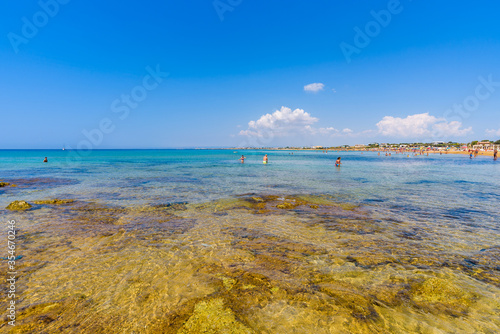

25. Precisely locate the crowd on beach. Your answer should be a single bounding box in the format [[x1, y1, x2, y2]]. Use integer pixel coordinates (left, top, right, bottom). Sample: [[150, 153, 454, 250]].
[[376, 147, 498, 160]]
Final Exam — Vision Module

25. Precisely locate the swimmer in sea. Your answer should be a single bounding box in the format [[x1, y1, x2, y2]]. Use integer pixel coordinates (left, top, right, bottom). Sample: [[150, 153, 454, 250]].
[[494, 149, 497, 160], [263, 154, 268, 164], [239, 155, 245, 163], [335, 157, 341, 167], [43, 157, 48, 163]]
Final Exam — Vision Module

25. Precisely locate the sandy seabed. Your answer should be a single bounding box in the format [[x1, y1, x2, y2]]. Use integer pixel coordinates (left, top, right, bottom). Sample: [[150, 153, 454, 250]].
[[1, 193, 499, 334]]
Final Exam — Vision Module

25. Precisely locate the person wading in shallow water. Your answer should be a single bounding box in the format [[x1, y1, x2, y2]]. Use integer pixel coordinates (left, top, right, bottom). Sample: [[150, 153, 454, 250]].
[[263, 154, 268, 164], [239, 155, 245, 163], [43, 157, 48, 163], [335, 157, 341, 167], [494, 149, 498, 161]]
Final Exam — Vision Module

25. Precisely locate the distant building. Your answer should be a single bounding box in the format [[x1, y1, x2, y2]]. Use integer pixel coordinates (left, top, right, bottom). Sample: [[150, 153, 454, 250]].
[[473, 141, 493, 150]]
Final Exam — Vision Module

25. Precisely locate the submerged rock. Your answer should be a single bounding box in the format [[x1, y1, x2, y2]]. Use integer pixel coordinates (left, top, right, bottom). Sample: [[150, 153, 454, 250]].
[[6, 200, 32, 210], [222, 276, 237, 291], [318, 283, 380, 321], [410, 277, 476, 316], [33, 199, 75, 205], [178, 298, 255, 334], [276, 202, 296, 209], [69, 202, 126, 225], [154, 202, 188, 211], [0, 182, 11, 187], [5, 178, 78, 191]]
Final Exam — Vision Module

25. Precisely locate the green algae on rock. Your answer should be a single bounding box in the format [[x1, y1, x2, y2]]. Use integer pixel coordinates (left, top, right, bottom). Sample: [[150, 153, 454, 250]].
[[33, 199, 75, 205], [221, 276, 237, 291], [154, 202, 188, 211], [6, 200, 32, 210], [178, 298, 255, 334], [276, 202, 297, 209], [5, 193, 500, 333], [410, 276, 477, 316], [68, 202, 127, 225]]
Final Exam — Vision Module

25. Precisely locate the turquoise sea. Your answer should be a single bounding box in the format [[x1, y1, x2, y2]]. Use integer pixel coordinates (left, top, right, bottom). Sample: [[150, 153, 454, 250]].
[[1, 149, 499, 333], [1, 149, 499, 222]]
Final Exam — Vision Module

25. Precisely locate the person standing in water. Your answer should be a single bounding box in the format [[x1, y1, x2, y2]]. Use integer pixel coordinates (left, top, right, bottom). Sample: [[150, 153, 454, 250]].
[[494, 149, 498, 160], [263, 154, 268, 164], [239, 155, 245, 163], [335, 157, 341, 167], [43, 157, 48, 163]]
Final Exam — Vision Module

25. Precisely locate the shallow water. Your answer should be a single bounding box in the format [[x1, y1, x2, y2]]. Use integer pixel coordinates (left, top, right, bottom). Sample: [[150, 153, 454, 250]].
[[1, 150, 499, 333]]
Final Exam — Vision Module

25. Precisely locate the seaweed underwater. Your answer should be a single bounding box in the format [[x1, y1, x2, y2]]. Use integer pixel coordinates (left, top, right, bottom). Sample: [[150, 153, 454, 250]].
[[1, 192, 499, 333]]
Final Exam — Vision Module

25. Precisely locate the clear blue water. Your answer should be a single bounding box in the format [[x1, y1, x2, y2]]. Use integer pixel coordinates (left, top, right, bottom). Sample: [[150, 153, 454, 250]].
[[0, 150, 500, 215], [1, 149, 499, 229], [2, 149, 500, 333]]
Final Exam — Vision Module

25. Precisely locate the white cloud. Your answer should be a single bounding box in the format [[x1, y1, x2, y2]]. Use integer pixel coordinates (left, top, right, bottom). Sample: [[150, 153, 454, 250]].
[[315, 127, 354, 137], [376, 113, 472, 138], [307, 126, 341, 136], [320, 127, 337, 134], [341, 128, 353, 134], [304, 83, 324, 93], [239, 106, 318, 138], [239, 110, 473, 143], [486, 128, 500, 136], [239, 106, 357, 140]]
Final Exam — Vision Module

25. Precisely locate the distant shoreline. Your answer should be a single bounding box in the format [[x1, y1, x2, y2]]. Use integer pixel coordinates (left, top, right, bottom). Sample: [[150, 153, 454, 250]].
[[224, 147, 496, 156], [0, 148, 496, 157]]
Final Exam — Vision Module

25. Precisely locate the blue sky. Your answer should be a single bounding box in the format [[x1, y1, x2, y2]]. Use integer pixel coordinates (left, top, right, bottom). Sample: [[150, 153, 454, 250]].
[[1, 0, 500, 148]]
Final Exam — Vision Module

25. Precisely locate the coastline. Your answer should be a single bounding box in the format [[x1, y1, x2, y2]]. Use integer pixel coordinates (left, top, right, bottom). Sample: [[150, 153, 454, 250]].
[[225, 147, 497, 157]]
